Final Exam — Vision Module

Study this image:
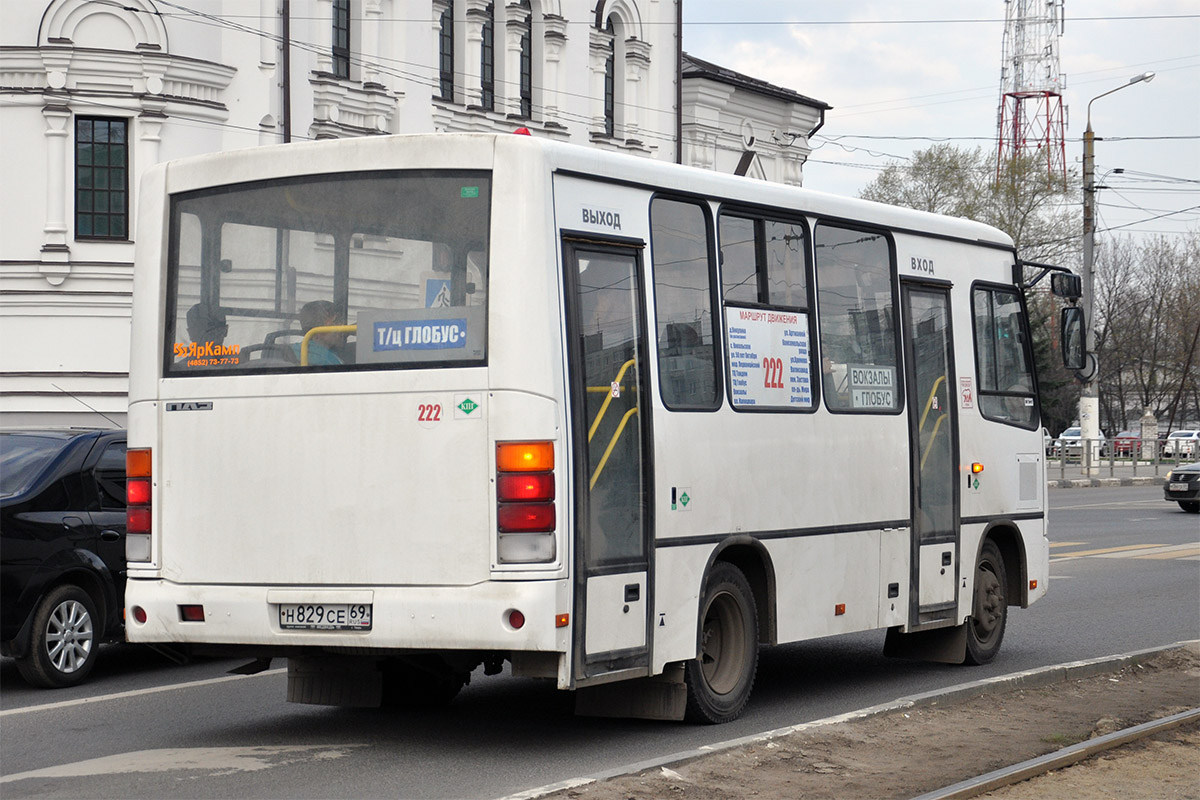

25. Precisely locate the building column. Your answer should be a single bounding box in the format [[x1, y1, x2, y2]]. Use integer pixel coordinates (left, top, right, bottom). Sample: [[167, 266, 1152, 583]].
[[362, 0, 384, 85], [463, 0, 488, 108], [503, 8, 530, 117], [588, 26, 613, 134], [623, 38, 650, 143], [541, 16, 567, 125], [40, 104, 72, 281]]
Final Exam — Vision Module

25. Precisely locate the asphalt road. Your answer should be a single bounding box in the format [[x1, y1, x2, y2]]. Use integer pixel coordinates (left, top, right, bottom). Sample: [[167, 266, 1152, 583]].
[[1, 485, 1196, 799]]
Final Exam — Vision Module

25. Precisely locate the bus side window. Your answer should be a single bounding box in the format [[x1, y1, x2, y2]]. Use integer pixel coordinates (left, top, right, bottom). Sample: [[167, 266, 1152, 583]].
[[650, 198, 720, 410], [815, 224, 899, 413], [972, 285, 1037, 428]]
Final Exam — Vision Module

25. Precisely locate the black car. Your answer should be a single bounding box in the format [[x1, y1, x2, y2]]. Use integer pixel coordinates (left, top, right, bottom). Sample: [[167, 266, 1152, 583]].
[[1163, 461, 1200, 514], [1, 428, 127, 687]]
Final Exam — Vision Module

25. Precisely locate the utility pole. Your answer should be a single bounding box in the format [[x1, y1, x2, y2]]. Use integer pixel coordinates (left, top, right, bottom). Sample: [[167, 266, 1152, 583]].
[[1080, 71, 1155, 474]]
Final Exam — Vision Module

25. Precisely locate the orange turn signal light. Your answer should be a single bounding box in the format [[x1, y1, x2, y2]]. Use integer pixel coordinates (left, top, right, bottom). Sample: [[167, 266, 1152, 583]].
[[497, 441, 554, 472], [127, 448, 152, 478], [555, 613, 570, 628], [834, 603, 846, 616], [1029, 580, 1038, 591], [971, 462, 985, 474]]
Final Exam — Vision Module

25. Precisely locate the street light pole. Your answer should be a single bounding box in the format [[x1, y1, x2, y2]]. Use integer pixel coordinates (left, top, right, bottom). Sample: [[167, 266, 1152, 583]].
[[1079, 71, 1154, 475]]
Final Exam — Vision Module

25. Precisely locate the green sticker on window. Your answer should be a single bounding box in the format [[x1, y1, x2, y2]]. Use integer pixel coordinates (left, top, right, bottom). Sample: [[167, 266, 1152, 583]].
[[461, 186, 480, 198]]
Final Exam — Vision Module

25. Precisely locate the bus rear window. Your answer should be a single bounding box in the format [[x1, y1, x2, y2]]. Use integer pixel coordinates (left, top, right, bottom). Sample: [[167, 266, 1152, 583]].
[[164, 170, 490, 375]]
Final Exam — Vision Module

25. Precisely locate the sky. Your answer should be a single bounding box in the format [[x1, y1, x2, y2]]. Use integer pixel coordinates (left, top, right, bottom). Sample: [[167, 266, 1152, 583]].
[[681, 0, 1200, 244]]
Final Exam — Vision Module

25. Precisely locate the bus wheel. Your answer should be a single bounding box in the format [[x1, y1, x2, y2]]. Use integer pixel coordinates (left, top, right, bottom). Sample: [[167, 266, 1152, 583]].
[[964, 540, 1007, 665], [381, 655, 466, 709], [684, 562, 758, 724], [16, 585, 100, 688]]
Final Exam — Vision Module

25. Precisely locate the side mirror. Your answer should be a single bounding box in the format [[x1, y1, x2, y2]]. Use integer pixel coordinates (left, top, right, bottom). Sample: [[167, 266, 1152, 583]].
[[1061, 307, 1086, 371], [1051, 272, 1082, 300]]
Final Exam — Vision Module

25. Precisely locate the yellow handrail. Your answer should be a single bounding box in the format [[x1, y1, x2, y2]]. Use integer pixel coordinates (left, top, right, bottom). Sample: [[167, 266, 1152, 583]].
[[918, 375, 946, 432], [920, 413, 947, 473], [300, 325, 357, 365], [590, 407, 639, 489], [587, 358, 636, 442]]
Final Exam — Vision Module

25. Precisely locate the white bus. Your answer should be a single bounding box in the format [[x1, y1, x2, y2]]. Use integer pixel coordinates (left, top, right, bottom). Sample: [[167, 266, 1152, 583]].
[[125, 133, 1083, 723]]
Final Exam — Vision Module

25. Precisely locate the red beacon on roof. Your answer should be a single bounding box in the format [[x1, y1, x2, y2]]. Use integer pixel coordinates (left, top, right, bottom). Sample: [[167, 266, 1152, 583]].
[[513, 127, 532, 136]]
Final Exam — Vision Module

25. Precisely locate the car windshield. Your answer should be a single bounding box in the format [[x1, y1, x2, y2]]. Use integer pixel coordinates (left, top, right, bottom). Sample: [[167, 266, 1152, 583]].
[[1062, 428, 1080, 437], [0, 434, 64, 496]]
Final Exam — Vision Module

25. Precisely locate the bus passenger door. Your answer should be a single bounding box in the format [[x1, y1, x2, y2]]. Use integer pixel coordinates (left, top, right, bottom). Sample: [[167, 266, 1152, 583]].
[[902, 284, 960, 627], [563, 238, 653, 684]]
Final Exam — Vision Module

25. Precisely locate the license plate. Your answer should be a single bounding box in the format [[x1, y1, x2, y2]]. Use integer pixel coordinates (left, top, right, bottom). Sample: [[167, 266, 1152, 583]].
[[1169, 482, 1189, 492], [278, 603, 372, 630]]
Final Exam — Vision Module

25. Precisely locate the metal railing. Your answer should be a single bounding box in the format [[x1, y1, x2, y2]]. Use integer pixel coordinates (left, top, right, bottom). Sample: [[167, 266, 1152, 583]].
[[1047, 438, 1196, 480]]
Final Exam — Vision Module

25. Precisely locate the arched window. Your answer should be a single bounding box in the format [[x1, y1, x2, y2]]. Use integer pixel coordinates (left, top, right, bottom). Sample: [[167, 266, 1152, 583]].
[[438, 1, 455, 101], [603, 18, 615, 137], [518, 0, 533, 118], [332, 0, 351, 79], [480, 2, 495, 110]]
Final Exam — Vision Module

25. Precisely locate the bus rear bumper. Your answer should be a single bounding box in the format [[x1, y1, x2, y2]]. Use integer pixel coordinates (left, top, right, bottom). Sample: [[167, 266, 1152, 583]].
[[124, 577, 571, 654]]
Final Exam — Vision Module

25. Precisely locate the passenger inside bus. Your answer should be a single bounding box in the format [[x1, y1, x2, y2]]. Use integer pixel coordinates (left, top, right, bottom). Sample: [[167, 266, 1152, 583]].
[[293, 300, 351, 366]]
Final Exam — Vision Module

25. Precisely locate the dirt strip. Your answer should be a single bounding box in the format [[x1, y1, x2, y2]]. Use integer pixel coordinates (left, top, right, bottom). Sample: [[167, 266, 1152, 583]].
[[543, 644, 1200, 800]]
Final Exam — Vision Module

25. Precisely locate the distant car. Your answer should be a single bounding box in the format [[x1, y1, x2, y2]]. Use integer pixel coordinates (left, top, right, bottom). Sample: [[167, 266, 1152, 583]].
[[1053, 426, 1107, 457], [1164, 462, 1200, 513], [1162, 430, 1200, 458], [1112, 431, 1141, 457], [1, 429, 127, 687]]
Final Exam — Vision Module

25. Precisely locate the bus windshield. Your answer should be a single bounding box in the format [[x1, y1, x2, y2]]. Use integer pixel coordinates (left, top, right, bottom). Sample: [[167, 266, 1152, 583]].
[[164, 170, 491, 375]]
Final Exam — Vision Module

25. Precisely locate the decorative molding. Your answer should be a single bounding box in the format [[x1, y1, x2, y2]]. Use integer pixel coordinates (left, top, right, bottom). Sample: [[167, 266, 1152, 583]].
[[2, 47, 236, 118], [38, 0, 170, 51], [309, 73, 396, 139]]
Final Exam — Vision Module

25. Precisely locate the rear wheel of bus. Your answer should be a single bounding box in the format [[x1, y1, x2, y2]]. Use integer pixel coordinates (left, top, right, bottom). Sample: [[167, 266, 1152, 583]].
[[684, 562, 759, 724], [964, 540, 1007, 665]]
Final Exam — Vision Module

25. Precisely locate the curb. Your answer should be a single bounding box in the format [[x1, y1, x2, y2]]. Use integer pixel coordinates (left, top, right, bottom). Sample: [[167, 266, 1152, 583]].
[[496, 640, 1200, 800], [1048, 476, 1166, 489]]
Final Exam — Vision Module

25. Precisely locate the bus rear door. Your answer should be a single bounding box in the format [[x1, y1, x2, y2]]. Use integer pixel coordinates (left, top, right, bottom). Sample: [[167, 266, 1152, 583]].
[[562, 237, 653, 685]]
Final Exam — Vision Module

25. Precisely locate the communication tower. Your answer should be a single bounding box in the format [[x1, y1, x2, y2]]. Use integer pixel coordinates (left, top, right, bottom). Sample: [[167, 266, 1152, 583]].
[[996, 0, 1067, 184]]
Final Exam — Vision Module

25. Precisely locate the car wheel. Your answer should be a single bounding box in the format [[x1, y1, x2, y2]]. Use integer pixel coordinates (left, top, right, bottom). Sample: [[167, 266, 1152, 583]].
[[684, 562, 758, 724], [1180, 501, 1199, 514], [964, 541, 1007, 666], [15, 585, 100, 688]]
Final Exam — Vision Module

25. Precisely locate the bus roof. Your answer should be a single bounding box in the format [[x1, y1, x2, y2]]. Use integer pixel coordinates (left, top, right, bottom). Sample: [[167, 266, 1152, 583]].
[[151, 133, 1014, 250]]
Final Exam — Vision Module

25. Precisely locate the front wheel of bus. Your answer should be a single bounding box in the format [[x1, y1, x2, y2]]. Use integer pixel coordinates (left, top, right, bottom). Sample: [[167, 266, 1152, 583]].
[[964, 540, 1007, 665], [684, 562, 758, 724]]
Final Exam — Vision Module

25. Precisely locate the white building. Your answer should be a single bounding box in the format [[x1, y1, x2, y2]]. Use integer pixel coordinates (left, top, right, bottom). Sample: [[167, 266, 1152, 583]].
[[0, 0, 828, 427]]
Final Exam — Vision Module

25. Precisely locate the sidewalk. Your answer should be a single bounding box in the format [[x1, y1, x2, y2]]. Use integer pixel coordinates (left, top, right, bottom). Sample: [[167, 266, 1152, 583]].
[[1047, 460, 1175, 489]]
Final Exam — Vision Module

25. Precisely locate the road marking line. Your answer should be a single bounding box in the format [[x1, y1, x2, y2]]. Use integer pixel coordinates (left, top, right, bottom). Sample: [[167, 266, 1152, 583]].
[[1052, 543, 1167, 559], [1134, 546, 1200, 560], [1056, 542, 1166, 561], [1048, 542, 1086, 548], [0, 668, 286, 718], [0, 744, 366, 785], [1094, 543, 1200, 559]]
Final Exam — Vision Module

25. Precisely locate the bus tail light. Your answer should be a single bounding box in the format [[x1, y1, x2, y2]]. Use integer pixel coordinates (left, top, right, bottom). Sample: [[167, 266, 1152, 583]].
[[496, 441, 556, 564], [497, 473, 554, 502], [126, 448, 152, 562]]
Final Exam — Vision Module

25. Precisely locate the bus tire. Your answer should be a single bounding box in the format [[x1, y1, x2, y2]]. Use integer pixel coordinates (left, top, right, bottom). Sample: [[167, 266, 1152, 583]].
[[964, 540, 1007, 665], [684, 562, 758, 724], [16, 585, 100, 689], [381, 655, 466, 709]]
